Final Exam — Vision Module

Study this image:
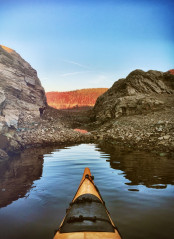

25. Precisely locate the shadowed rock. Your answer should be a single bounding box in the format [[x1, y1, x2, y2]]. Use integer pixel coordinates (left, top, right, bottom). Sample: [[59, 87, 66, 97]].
[[92, 69, 174, 122]]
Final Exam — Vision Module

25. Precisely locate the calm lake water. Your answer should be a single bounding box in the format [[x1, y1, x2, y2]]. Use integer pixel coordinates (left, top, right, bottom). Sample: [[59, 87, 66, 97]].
[[0, 143, 174, 239]]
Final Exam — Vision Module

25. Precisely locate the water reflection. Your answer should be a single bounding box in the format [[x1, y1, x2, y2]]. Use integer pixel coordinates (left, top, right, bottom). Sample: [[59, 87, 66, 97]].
[[0, 150, 42, 208], [0, 144, 174, 239], [97, 143, 174, 189], [0, 143, 174, 209], [0, 145, 75, 208]]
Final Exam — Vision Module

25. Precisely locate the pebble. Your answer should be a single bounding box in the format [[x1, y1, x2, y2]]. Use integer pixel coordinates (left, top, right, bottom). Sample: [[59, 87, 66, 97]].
[[157, 120, 164, 124], [163, 135, 170, 140], [158, 137, 163, 140], [159, 153, 167, 157]]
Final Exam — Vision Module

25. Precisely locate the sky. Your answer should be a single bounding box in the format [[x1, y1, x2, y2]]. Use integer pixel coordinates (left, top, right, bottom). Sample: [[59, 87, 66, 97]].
[[0, 0, 174, 92]]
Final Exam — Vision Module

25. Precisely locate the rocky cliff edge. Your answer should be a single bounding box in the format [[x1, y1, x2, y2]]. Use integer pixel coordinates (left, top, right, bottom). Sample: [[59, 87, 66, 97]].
[[0, 45, 47, 130], [90, 69, 174, 153], [92, 69, 174, 122], [0, 46, 92, 159]]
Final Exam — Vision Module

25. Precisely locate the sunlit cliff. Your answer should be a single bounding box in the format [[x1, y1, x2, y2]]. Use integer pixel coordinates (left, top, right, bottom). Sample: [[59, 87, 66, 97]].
[[46, 88, 108, 109]]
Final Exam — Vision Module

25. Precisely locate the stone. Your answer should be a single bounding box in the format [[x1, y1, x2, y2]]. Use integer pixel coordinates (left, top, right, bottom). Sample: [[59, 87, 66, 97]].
[[0, 88, 6, 107], [157, 127, 163, 132], [158, 137, 163, 140], [163, 135, 170, 140], [0, 149, 8, 160], [159, 153, 167, 157], [158, 120, 164, 124]]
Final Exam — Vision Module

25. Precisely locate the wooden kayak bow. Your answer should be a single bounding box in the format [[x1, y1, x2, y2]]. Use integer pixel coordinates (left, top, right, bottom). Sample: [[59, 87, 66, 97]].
[[54, 167, 122, 239]]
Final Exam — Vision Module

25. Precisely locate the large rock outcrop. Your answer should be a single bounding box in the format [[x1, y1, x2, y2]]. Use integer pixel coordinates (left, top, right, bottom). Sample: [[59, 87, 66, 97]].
[[92, 70, 174, 123], [0, 45, 47, 130], [90, 69, 174, 153], [0, 45, 93, 157]]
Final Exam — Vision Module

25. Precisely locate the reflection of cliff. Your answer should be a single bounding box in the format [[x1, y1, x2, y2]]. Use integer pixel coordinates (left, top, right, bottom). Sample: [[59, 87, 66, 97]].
[[97, 143, 174, 189], [0, 144, 78, 208], [0, 149, 43, 208], [0, 146, 60, 208]]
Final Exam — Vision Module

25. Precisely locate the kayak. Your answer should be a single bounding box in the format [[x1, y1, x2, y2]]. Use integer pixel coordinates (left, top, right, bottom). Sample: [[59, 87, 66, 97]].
[[54, 167, 122, 239]]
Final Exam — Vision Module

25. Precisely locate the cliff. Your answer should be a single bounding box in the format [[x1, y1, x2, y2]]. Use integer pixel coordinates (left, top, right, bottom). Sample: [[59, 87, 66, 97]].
[[0, 45, 47, 131], [169, 69, 174, 75], [46, 88, 108, 110], [91, 69, 174, 153], [0, 46, 92, 158], [92, 70, 174, 122]]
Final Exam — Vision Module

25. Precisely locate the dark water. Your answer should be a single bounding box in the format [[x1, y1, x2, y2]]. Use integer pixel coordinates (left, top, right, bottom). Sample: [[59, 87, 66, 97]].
[[0, 143, 174, 239]]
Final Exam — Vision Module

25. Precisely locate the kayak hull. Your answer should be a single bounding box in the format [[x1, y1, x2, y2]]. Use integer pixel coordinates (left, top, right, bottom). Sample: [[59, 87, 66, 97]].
[[54, 168, 121, 239]]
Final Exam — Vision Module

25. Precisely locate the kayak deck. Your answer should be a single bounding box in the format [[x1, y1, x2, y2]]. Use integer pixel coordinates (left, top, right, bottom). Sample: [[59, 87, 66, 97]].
[[54, 232, 121, 239], [54, 168, 121, 239]]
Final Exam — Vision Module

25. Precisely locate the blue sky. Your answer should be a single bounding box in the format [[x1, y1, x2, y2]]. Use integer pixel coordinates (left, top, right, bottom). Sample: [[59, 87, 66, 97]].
[[0, 0, 174, 91]]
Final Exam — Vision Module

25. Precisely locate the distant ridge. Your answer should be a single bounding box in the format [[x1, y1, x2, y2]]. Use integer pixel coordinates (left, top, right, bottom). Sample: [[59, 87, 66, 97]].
[[169, 69, 174, 75], [46, 88, 108, 109]]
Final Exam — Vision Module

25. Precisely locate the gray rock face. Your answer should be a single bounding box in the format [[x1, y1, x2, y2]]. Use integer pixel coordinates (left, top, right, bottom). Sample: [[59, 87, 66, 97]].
[[92, 69, 174, 123], [0, 148, 8, 160], [0, 45, 47, 129]]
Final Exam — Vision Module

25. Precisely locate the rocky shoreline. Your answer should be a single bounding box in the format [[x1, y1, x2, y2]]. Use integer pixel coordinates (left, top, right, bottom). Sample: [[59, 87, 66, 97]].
[[0, 46, 174, 160], [0, 106, 94, 160], [1, 103, 174, 160], [91, 110, 174, 155], [89, 70, 174, 156]]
